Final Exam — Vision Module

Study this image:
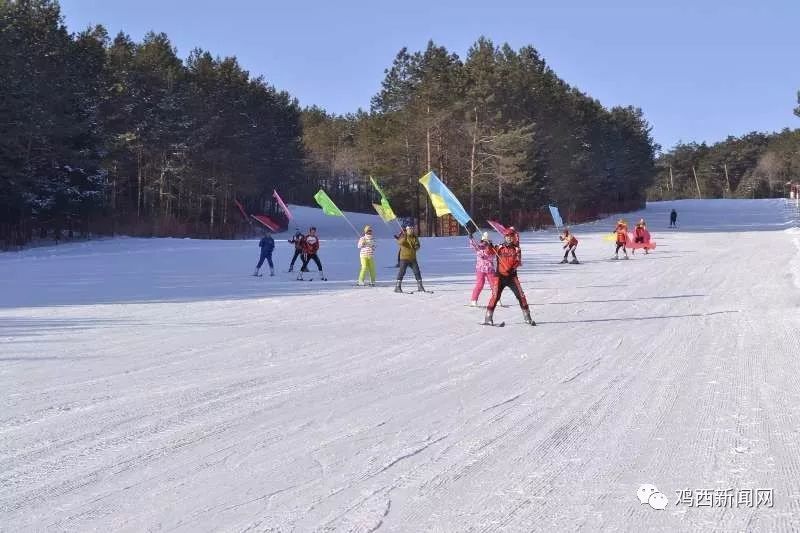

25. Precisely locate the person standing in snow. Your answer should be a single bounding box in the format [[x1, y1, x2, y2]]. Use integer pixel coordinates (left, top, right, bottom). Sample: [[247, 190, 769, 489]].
[[287, 228, 305, 272], [669, 209, 678, 228], [632, 218, 649, 255], [394, 225, 426, 293], [468, 232, 497, 306], [254, 231, 275, 276], [483, 228, 534, 325], [613, 219, 629, 260], [298, 227, 327, 281], [357, 225, 377, 286], [559, 227, 579, 264]]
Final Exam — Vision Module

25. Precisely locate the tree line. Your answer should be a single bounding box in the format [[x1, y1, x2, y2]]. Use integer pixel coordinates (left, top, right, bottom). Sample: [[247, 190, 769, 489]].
[[649, 128, 800, 201], [1, 0, 303, 247], [1, 0, 660, 247], [302, 38, 657, 235]]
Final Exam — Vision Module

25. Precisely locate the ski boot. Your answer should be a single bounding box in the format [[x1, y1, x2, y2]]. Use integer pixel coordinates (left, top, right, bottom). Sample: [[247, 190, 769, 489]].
[[416, 280, 427, 293], [253, 268, 260, 277], [623, 253, 629, 260], [269, 267, 275, 276], [559, 258, 569, 264], [569, 258, 580, 264], [357, 280, 365, 286], [320, 271, 328, 281], [522, 308, 536, 326], [482, 308, 494, 325], [368, 281, 375, 287], [394, 280, 403, 293], [469, 300, 478, 307], [288, 266, 294, 272]]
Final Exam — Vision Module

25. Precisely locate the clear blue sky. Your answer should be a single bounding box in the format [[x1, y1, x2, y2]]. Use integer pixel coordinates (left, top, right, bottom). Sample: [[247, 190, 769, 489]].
[[59, 0, 799, 151]]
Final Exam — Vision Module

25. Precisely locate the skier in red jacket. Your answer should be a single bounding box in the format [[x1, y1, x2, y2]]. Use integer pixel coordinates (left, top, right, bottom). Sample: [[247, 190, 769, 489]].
[[297, 227, 327, 281], [483, 228, 534, 326]]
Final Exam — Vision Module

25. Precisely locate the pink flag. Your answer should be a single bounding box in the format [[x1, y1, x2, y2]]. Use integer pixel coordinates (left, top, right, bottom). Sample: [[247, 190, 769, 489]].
[[272, 189, 293, 221], [487, 219, 508, 236]]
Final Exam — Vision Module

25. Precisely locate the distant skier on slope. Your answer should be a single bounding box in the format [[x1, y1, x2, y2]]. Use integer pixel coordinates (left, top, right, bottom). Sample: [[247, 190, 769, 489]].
[[287, 227, 305, 272], [253, 231, 275, 277], [357, 225, 377, 286], [669, 209, 678, 228], [394, 225, 427, 293], [559, 227, 579, 264], [613, 219, 629, 260], [297, 227, 327, 281], [483, 228, 534, 326], [468, 232, 497, 306]]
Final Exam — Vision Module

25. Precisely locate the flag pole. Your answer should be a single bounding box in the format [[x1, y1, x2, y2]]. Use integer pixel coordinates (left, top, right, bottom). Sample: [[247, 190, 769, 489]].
[[340, 213, 361, 237]]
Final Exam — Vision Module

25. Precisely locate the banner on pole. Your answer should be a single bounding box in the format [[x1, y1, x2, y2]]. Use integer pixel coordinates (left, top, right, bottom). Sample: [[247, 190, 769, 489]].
[[548, 205, 563, 229], [418, 171, 471, 227], [372, 203, 396, 222], [487, 219, 508, 236], [313, 189, 344, 217], [272, 190, 293, 220], [369, 177, 397, 222]]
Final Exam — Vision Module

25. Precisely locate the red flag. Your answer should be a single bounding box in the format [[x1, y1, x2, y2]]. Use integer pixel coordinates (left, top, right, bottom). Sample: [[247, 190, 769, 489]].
[[251, 214, 280, 232], [272, 189, 293, 221]]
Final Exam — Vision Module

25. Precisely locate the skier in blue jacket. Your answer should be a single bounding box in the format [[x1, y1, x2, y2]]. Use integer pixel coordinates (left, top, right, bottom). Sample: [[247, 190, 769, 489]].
[[254, 231, 275, 276]]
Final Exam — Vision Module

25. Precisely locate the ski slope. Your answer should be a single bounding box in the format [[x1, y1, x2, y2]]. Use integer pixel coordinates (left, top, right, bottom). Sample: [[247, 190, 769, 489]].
[[1, 199, 799, 532]]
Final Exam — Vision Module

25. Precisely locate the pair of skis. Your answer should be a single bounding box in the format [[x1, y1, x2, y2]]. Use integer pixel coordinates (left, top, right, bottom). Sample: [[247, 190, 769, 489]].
[[480, 320, 536, 327], [398, 290, 434, 294]]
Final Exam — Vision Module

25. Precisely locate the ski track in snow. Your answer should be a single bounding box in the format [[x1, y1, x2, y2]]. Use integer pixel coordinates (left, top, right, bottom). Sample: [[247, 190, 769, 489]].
[[1, 199, 799, 532]]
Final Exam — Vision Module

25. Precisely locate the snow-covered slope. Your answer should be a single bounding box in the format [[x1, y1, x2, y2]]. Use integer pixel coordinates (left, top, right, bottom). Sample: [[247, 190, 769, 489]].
[[1, 199, 799, 531]]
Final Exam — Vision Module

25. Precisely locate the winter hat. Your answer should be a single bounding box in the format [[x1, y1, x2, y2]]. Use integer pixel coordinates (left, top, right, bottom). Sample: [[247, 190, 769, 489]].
[[480, 232, 489, 242], [364, 225, 372, 233]]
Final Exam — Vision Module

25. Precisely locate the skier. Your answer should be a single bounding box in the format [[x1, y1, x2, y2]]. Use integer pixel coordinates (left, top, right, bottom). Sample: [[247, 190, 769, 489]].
[[287, 227, 305, 272], [669, 209, 678, 228], [613, 219, 629, 260], [357, 225, 377, 286], [468, 232, 497, 306], [559, 227, 579, 264], [394, 225, 427, 293], [298, 227, 327, 280], [254, 231, 275, 277], [483, 228, 534, 325], [632, 218, 649, 255]]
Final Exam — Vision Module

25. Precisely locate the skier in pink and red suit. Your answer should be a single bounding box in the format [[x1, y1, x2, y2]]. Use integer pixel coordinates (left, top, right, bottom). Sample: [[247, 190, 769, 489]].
[[468, 232, 497, 306]]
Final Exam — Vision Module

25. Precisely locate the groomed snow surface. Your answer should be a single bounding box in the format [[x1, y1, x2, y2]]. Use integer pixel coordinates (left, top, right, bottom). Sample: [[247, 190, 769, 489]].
[[2, 199, 799, 532]]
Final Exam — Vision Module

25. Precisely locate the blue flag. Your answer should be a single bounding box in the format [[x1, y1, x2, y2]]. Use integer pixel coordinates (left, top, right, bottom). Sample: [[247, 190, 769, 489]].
[[548, 205, 563, 228], [419, 171, 472, 227]]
